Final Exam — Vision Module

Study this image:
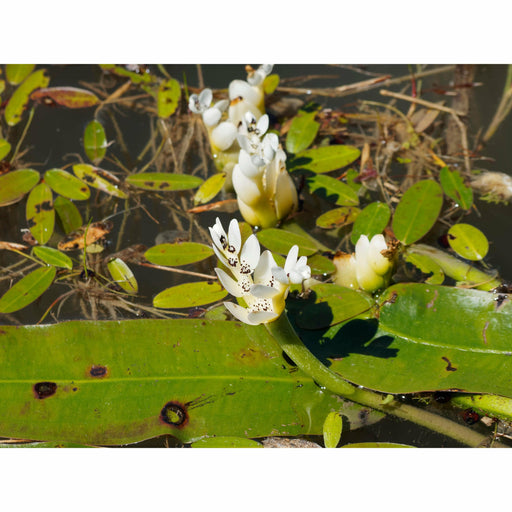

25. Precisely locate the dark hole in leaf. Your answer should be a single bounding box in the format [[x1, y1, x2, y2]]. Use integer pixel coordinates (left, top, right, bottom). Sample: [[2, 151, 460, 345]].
[[160, 401, 188, 428], [33, 381, 57, 399], [159, 182, 170, 189], [144, 181, 154, 187], [26, 217, 36, 228]]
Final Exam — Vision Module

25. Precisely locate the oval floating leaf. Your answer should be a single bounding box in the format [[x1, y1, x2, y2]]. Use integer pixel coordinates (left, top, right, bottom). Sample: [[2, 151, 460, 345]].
[[447, 223, 489, 261], [439, 166, 473, 210], [285, 111, 319, 154], [392, 180, 443, 245], [323, 411, 342, 448], [263, 74, 279, 94], [26, 182, 54, 245], [0, 139, 11, 161], [83, 120, 107, 164], [194, 173, 226, 205], [291, 145, 361, 174], [4, 69, 49, 126], [306, 174, 359, 206], [191, 436, 262, 448], [125, 173, 203, 191], [72, 164, 127, 199], [44, 168, 90, 200], [157, 78, 181, 118], [54, 195, 83, 234], [0, 265, 56, 313], [33, 246, 73, 269], [5, 64, 35, 85], [351, 202, 391, 245], [316, 207, 360, 229], [145, 242, 213, 266], [107, 258, 138, 294], [0, 169, 40, 207], [257, 228, 318, 257], [31, 87, 99, 108], [153, 281, 227, 309]]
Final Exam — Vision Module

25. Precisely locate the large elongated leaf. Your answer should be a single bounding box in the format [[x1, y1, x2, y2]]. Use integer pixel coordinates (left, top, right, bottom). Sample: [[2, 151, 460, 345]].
[[257, 228, 318, 257], [0, 169, 40, 207], [5, 64, 35, 85], [291, 145, 361, 174], [306, 174, 359, 206], [125, 173, 203, 191], [31, 87, 99, 108], [44, 168, 90, 200], [153, 281, 227, 308], [26, 182, 54, 245], [145, 242, 213, 266], [0, 319, 382, 445]]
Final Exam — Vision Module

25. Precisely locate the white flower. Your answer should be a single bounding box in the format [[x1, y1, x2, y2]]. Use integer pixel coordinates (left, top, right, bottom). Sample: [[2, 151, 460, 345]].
[[189, 89, 212, 114], [246, 64, 273, 86], [210, 218, 310, 325]]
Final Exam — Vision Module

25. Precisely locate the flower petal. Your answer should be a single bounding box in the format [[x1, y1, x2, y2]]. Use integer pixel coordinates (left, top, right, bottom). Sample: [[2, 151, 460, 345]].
[[284, 245, 299, 273], [232, 165, 262, 206], [211, 122, 237, 151], [198, 88, 212, 108], [256, 114, 269, 136], [224, 301, 254, 324], [247, 310, 279, 324], [250, 284, 281, 298], [202, 107, 222, 127], [215, 268, 243, 297], [239, 149, 261, 178], [240, 234, 260, 271], [254, 250, 278, 285], [214, 99, 229, 112], [227, 218, 242, 254], [272, 266, 289, 285]]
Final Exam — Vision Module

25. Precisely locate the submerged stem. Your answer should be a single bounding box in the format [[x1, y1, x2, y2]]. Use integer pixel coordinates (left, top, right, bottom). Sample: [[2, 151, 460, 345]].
[[265, 314, 503, 447]]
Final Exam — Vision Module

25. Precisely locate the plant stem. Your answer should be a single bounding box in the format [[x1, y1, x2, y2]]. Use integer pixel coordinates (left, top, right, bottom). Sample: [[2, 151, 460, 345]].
[[266, 314, 504, 447]]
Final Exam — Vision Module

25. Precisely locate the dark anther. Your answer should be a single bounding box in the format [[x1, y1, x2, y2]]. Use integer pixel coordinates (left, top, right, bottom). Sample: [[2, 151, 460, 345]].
[[89, 365, 108, 377], [160, 401, 187, 427], [33, 381, 57, 399]]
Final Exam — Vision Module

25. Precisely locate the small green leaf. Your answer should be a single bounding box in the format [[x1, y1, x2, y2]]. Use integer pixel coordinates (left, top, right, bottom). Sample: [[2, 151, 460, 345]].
[[5, 64, 35, 85], [392, 180, 443, 245], [4, 69, 49, 126], [83, 120, 107, 164], [291, 145, 361, 174], [33, 246, 73, 269], [285, 111, 319, 154], [307, 254, 336, 275], [323, 411, 342, 448], [72, 164, 127, 199], [351, 202, 391, 245], [402, 251, 445, 285], [125, 173, 203, 191], [194, 173, 226, 205], [191, 436, 262, 448], [153, 281, 227, 309], [107, 258, 138, 294], [439, 166, 473, 210], [99, 65, 156, 84], [145, 242, 214, 266], [447, 223, 489, 261], [54, 196, 83, 234], [257, 228, 318, 257], [316, 207, 360, 229], [0, 139, 11, 160], [157, 78, 181, 118], [0, 265, 56, 313], [26, 182, 54, 245], [263, 74, 279, 94], [0, 169, 40, 207], [31, 86, 99, 108], [44, 168, 90, 200], [306, 174, 359, 206]]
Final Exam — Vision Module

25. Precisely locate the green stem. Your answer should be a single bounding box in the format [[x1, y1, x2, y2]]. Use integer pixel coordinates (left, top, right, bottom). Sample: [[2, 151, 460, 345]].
[[266, 314, 504, 448]]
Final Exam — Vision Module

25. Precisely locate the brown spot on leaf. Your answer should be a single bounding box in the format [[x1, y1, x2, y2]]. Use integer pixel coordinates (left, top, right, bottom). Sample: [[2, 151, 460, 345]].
[[441, 356, 457, 372], [159, 401, 188, 428], [33, 382, 57, 399], [26, 217, 37, 228], [144, 181, 155, 188], [158, 182, 170, 189], [89, 364, 108, 378]]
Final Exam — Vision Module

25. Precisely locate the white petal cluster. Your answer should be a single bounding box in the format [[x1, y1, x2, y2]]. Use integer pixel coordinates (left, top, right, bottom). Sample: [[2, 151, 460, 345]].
[[210, 218, 311, 325], [333, 234, 393, 293]]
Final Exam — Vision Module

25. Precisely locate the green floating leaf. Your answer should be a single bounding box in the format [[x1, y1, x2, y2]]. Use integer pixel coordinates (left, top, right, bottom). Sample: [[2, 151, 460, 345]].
[[291, 145, 361, 174], [392, 180, 443, 245], [351, 202, 391, 245], [72, 164, 127, 199], [191, 436, 262, 448], [257, 228, 318, 257], [306, 174, 359, 206], [31, 87, 99, 108], [153, 281, 227, 309], [323, 283, 512, 396], [194, 173, 226, 205], [316, 207, 360, 229], [0, 265, 56, 313], [0, 441, 90, 448], [5, 64, 35, 85], [403, 251, 445, 285], [33, 246, 73, 269], [44, 168, 90, 201], [307, 254, 336, 275], [0, 318, 382, 445], [263, 74, 279, 94], [447, 223, 489, 261], [100, 64, 156, 84], [323, 411, 342, 448], [285, 111, 320, 154], [26, 182, 54, 245], [107, 258, 138, 294], [0, 139, 11, 160], [125, 173, 203, 192], [281, 221, 331, 252], [145, 242, 213, 266], [83, 120, 107, 164], [342, 443, 414, 448], [451, 393, 512, 422], [4, 69, 49, 126], [439, 166, 473, 210], [295, 283, 374, 330], [54, 195, 83, 234], [0, 169, 40, 207], [157, 78, 181, 118]]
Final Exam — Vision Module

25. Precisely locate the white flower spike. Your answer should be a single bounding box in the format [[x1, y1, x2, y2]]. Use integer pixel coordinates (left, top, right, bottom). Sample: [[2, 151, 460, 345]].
[[210, 218, 310, 325]]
